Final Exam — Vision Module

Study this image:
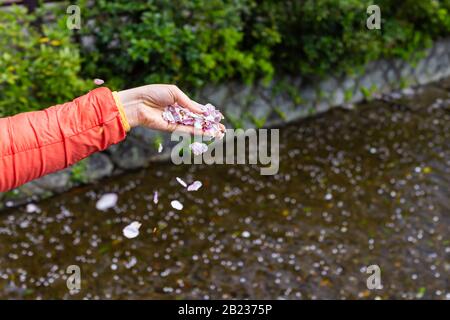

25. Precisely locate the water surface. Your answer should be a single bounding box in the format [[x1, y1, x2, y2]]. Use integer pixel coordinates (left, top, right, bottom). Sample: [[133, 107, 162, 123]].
[[0, 83, 449, 299]]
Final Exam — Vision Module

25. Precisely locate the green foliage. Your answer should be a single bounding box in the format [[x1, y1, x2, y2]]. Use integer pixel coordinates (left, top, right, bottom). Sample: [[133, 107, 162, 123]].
[[70, 160, 88, 184], [0, 6, 92, 116], [274, 107, 287, 121], [416, 287, 426, 299], [153, 134, 164, 151], [344, 88, 354, 102], [81, 0, 281, 90], [248, 113, 267, 128], [225, 113, 244, 129], [81, 0, 450, 90], [360, 84, 378, 100], [399, 77, 412, 89], [2, 0, 450, 115], [267, 0, 450, 78]]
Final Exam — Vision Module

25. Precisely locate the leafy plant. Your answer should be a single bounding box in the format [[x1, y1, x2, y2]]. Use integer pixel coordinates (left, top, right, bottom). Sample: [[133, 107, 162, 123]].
[[2, 0, 450, 115], [153, 134, 164, 151], [81, 0, 281, 90], [248, 113, 267, 128], [70, 160, 88, 184], [0, 5, 92, 116], [263, 0, 450, 79], [274, 107, 287, 121], [360, 84, 378, 100], [344, 88, 354, 102]]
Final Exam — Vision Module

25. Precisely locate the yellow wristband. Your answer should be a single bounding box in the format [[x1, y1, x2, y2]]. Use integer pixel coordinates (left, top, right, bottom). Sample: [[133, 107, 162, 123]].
[[112, 91, 131, 132]]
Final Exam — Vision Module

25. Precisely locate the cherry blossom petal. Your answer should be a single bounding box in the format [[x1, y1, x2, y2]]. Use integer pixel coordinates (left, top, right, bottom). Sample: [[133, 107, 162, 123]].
[[94, 78, 104, 85], [170, 200, 183, 210], [216, 130, 225, 140], [153, 191, 159, 204], [123, 221, 141, 239], [187, 181, 202, 191], [241, 231, 251, 238], [161, 103, 224, 135], [96, 193, 118, 211], [176, 177, 187, 187], [189, 142, 208, 155], [26, 203, 40, 213], [125, 256, 137, 268]]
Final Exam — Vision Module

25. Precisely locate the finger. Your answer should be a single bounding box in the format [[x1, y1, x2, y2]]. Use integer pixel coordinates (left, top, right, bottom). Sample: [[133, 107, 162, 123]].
[[171, 85, 203, 114], [170, 124, 215, 138], [156, 119, 212, 137], [140, 107, 211, 137]]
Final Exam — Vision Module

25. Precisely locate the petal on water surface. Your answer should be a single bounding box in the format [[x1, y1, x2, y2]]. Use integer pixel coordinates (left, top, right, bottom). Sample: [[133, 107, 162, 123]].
[[187, 181, 202, 191], [123, 221, 142, 239], [171, 200, 183, 211], [26, 203, 40, 213], [96, 193, 118, 211], [153, 191, 159, 204]]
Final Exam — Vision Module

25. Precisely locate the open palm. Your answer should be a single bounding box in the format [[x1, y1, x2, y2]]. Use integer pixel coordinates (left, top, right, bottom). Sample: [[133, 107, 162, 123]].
[[118, 84, 222, 135]]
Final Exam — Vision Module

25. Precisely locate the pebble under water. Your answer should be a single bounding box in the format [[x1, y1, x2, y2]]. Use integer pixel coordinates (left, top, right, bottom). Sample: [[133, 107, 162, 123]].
[[0, 82, 449, 299]]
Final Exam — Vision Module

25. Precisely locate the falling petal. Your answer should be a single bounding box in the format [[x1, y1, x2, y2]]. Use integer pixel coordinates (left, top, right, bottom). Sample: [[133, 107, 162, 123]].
[[153, 191, 159, 204], [176, 177, 187, 188], [26, 203, 40, 213], [158, 143, 163, 153], [171, 200, 183, 211], [242, 231, 251, 238], [94, 78, 104, 85], [125, 256, 137, 269], [123, 221, 141, 239], [187, 181, 202, 191], [96, 193, 118, 211], [190, 142, 208, 155]]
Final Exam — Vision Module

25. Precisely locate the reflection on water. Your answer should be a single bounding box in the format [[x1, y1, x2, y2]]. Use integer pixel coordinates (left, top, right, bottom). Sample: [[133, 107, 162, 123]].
[[0, 83, 449, 299]]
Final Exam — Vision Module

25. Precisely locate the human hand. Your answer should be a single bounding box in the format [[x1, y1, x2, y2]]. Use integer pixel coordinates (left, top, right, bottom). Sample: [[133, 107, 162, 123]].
[[118, 84, 224, 135]]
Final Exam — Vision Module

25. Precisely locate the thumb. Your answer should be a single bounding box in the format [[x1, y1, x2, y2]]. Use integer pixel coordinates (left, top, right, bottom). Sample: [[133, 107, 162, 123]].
[[170, 85, 204, 114]]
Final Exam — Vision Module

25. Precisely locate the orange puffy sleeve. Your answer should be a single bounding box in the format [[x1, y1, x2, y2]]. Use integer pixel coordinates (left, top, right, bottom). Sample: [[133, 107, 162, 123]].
[[0, 87, 129, 192]]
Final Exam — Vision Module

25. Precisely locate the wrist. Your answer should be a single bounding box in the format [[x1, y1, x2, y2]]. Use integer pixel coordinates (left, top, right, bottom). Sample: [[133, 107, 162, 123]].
[[123, 103, 142, 128], [114, 91, 141, 129]]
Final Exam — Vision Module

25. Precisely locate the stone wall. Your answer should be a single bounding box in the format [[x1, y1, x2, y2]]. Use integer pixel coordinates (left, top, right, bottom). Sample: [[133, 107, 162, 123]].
[[1, 38, 450, 209]]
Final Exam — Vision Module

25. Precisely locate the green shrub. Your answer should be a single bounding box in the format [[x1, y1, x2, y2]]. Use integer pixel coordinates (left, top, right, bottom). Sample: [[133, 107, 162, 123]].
[[81, 0, 450, 89], [266, 0, 450, 77], [0, 5, 92, 116], [80, 0, 281, 90], [1, 0, 450, 115], [70, 160, 88, 184]]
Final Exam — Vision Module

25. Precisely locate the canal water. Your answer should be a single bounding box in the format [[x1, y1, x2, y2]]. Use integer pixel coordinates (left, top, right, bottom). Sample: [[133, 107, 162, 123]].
[[0, 82, 449, 299]]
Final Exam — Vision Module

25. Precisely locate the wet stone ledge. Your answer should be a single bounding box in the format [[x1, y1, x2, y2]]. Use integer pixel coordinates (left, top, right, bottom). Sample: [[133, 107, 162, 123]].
[[1, 38, 450, 209]]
